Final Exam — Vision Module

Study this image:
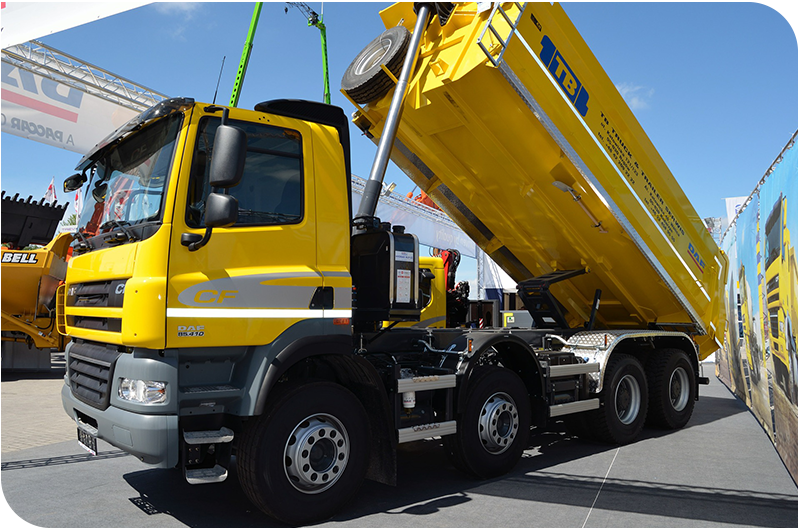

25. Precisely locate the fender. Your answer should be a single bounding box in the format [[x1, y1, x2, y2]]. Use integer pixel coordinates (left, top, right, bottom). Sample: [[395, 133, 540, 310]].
[[454, 332, 548, 426], [253, 335, 398, 485], [254, 334, 352, 415], [564, 330, 699, 393]]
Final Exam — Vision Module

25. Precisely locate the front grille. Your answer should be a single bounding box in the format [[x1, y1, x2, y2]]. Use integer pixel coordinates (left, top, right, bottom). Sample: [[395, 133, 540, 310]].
[[767, 275, 779, 293], [768, 292, 780, 304], [67, 280, 126, 308], [68, 341, 123, 410], [69, 315, 122, 332]]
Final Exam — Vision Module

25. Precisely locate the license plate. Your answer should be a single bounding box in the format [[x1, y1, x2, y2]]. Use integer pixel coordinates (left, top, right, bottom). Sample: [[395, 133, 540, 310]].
[[77, 425, 97, 456]]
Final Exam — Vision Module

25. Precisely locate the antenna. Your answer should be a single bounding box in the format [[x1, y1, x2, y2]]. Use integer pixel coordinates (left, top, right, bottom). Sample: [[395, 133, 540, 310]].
[[212, 56, 226, 105]]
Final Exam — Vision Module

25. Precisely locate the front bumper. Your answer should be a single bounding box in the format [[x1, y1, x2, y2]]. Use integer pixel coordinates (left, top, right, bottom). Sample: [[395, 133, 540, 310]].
[[61, 381, 180, 468]]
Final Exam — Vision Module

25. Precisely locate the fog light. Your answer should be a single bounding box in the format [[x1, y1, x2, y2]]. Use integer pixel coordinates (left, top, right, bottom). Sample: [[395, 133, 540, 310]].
[[119, 379, 167, 404]]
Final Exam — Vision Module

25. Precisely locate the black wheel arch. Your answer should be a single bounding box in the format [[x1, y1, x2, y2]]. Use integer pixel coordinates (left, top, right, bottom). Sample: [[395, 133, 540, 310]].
[[253, 335, 397, 485], [456, 333, 548, 427]]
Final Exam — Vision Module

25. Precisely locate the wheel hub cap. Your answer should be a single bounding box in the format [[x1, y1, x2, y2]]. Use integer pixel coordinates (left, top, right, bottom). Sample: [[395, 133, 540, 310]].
[[478, 392, 519, 454], [669, 367, 690, 412], [354, 38, 391, 75], [615, 374, 641, 425], [284, 414, 349, 494]]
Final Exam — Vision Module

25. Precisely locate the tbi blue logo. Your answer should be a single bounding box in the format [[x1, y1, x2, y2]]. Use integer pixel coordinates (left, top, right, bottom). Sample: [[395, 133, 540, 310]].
[[539, 35, 589, 117]]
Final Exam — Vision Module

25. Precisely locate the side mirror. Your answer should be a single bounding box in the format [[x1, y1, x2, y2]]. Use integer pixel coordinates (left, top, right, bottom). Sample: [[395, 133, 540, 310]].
[[209, 125, 246, 188], [64, 173, 87, 192], [182, 192, 238, 252], [92, 183, 107, 203], [205, 192, 238, 228]]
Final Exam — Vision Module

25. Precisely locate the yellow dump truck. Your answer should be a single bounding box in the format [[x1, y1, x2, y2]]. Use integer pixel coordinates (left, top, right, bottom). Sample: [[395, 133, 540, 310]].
[[59, 3, 725, 524]]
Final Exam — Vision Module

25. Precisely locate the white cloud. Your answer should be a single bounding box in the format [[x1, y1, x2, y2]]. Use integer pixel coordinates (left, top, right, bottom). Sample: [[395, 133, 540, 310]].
[[616, 82, 655, 111], [152, 3, 202, 42], [153, 3, 201, 17]]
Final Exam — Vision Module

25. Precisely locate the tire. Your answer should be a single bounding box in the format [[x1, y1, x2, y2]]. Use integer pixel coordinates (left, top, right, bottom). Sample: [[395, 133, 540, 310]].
[[341, 25, 410, 104], [585, 354, 648, 444], [237, 381, 369, 525], [646, 349, 697, 429], [444, 366, 531, 478]]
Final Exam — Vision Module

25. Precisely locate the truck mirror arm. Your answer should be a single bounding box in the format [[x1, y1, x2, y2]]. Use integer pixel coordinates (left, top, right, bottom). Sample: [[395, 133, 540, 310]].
[[182, 229, 212, 251]]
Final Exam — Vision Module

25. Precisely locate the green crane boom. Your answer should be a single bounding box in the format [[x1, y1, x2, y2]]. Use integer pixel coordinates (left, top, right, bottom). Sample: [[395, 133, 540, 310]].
[[230, 2, 263, 108], [286, 2, 331, 104]]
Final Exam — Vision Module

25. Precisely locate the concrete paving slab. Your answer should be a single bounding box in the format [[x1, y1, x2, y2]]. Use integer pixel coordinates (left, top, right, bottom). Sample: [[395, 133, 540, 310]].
[[1, 363, 797, 527]]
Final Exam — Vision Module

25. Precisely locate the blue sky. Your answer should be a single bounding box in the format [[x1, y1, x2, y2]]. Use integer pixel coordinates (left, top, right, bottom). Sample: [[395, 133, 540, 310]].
[[1, 1, 797, 226]]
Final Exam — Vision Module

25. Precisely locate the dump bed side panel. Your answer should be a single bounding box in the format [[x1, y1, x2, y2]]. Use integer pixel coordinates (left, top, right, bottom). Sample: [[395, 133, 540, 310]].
[[352, 2, 726, 358]]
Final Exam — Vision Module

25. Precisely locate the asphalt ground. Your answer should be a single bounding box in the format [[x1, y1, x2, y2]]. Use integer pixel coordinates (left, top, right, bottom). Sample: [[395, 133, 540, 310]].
[[1, 358, 797, 528]]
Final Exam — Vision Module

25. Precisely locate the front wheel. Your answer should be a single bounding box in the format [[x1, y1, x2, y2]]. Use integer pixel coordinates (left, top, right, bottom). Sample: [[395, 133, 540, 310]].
[[585, 354, 648, 444], [237, 381, 369, 525], [444, 366, 531, 478]]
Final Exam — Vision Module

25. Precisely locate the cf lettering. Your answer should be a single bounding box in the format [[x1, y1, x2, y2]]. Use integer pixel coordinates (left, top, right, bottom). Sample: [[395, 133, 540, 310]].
[[193, 290, 238, 303], [195, 290, 218, 303], [218, 290, 237, 303]]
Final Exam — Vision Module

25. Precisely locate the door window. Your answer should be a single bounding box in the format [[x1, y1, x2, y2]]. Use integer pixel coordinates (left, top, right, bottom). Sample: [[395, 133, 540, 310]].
[[187, 117, 303, 227]]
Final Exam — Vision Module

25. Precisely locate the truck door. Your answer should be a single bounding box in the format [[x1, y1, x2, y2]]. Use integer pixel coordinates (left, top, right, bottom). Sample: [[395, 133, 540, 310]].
[[166, 109, 321, 349]]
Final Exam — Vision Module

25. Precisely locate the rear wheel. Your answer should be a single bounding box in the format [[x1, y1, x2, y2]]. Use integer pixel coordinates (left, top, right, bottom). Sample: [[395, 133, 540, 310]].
[[585, 354, 648, 444], [646, 349, 696, 429], [237, 381, 369, 525], [341, 26, 410, 104], [444, 366, 531, 478]]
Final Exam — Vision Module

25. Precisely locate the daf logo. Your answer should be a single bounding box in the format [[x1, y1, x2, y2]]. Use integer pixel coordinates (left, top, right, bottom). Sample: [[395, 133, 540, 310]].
[[687, 243, 706, 273], [178, 325, 205, 337]]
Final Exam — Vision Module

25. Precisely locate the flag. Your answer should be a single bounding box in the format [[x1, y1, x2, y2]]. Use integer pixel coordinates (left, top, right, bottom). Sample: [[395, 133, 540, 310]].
[[74, 189, 83, 217], [723, 196, 748, 227], [44, 177, 57, 205]]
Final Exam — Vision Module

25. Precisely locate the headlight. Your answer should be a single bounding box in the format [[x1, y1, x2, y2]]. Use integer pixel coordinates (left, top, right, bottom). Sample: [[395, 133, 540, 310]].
[[119, 378, 167, 404]]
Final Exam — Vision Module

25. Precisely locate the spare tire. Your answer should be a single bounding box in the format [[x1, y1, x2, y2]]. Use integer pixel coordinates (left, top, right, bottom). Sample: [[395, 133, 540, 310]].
[[341, 25, 410, 104]]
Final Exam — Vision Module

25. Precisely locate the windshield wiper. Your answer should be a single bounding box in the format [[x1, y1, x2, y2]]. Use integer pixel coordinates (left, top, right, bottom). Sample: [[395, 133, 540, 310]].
[[100, 220, 138, 243], [72, 230, 94, 251]]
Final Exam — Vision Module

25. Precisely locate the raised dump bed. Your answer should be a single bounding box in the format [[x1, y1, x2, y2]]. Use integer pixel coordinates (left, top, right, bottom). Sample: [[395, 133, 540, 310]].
[[347, 2, 727, 358]]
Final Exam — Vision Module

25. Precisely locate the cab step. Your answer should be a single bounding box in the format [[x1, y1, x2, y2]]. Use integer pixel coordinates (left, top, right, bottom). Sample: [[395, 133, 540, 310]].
[[183, 427, 234, 445], [185, 464, 228, 485]]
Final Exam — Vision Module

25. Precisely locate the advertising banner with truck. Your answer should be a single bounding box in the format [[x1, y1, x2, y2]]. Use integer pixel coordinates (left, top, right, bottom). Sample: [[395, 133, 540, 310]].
[[719, 133, 797, 483]]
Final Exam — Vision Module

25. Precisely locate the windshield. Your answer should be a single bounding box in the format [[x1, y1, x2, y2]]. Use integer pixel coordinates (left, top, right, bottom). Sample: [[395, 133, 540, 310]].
[[77, 113, 182, 237]]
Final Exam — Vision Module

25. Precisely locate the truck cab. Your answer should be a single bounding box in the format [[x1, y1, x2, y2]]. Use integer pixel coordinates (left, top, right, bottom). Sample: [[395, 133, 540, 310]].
[[60, 98, 360, 465]]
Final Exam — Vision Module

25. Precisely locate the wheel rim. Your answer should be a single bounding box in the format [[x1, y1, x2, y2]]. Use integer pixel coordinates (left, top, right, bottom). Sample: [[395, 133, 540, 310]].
[[669, 367, 690, 412], [614, 374, 641, 425], [284, 413, 349, 494], [478, 392, 519, 454], [354, 38, 392, 75]]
